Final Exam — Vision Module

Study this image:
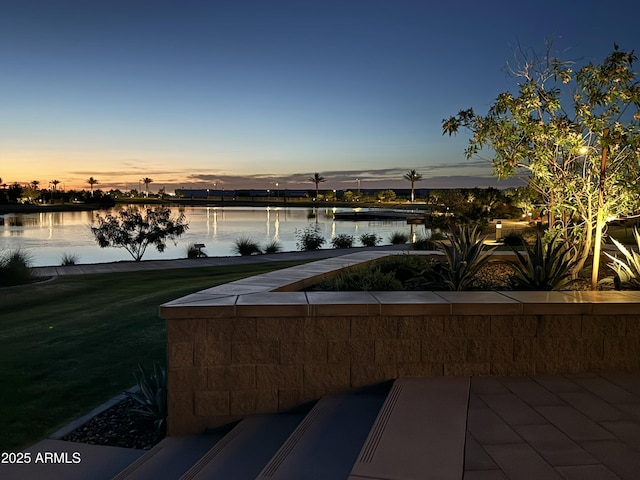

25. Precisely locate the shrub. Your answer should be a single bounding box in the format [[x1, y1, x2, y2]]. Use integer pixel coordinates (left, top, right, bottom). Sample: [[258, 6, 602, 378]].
[[603, 228, 640, 290], [430, 225, 495, 291], [331, 234, 354, 249], [359, 233, 381, 247], [295, 225, 326, 251], [412, 235, 441, 250], [125, 363, 167, 434], [318, 265, 403, 291], [507, 232, 579, 290], [389, 231, 409, 245], [232, 237, 262, 256], [60, 252, 79, 266], [263, 240, 283, 254], [502, 231, 525, 246], [0, 249, 36, 287], [313, 254, 435, 291]]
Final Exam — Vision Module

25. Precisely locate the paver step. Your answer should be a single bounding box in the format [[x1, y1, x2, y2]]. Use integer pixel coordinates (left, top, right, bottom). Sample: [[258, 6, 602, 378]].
[[111, 433, 225, 480], [0, 439, 145, 480], [180, 414, 305, 480], [255, 393, 386, 480], [349, 376, 470, 480]]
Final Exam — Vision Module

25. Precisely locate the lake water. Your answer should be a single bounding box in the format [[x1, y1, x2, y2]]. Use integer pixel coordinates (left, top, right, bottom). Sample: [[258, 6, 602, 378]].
[[0, 206, 424, 267]]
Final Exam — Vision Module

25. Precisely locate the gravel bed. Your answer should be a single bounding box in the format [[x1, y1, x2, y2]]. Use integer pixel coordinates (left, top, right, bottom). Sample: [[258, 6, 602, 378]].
[[62, 397, 164, 450]]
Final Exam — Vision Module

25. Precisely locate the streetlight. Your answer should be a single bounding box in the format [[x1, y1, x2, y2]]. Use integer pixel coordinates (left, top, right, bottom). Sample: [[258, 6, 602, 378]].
[[276, 182, 279, 199]]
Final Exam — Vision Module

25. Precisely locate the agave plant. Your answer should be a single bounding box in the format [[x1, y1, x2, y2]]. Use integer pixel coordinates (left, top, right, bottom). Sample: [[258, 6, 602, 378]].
[[508, 232, 578, 290], [603, 228, 640, 290], [125, 363, 167, 434], [431, 225, 496, 291]]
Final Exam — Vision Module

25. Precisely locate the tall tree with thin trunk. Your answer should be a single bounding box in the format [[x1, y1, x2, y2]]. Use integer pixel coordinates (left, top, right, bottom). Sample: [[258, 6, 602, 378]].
[[403, 169, 423, 202], [442, 43, 640, 288], [91, 206, 189, 261], [87, 177, 99, 196], [142, 177, 153, 197], [307, 172, 326, 199]]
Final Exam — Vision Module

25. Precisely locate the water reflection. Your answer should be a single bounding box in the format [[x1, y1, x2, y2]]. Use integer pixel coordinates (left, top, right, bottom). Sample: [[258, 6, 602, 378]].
[[0, 206, 413, 267]]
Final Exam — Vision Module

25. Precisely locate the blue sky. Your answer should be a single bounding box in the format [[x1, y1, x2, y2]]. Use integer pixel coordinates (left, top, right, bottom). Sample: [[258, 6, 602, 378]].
[[0, 0, 638, 191]]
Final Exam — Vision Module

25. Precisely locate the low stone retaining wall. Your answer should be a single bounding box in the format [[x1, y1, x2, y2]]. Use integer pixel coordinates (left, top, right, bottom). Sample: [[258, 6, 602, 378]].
[[159, 251, 640, 436]]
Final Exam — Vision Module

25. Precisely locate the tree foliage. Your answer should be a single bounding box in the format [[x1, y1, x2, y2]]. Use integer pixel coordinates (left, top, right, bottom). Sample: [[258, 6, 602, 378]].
[[308, 172, 326, 199], [91, 206, 189, 261], [403, 169, 423, 202], [443, 43, 640, 286]]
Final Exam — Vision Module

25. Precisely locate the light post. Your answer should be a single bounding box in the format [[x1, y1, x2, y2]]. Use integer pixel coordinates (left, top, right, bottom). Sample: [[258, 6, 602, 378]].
[[495, 220, 502, 241], [276, 182, 279, 199]]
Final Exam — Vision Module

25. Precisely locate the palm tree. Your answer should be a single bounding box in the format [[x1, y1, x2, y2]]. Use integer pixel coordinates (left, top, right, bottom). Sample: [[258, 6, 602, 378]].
[[142, 177, 153, 197], [50, 180, 61, 202], [403, 169, 423, 203], [87, 177, 99, 196], [31, 180, 40, 190], [307, 172, 326, 199]]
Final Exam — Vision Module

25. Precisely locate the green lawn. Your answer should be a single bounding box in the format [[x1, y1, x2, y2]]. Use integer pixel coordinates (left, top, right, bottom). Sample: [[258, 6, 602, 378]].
[[0, 261, 306, 451]]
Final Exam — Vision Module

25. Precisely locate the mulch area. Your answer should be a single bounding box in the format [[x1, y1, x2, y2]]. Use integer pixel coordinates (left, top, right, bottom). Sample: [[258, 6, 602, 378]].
[[62, 397, 164, 450]]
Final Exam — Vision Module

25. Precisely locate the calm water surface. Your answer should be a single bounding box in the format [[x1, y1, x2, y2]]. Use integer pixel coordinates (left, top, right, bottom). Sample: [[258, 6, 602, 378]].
[[0, 206, 421, 267]]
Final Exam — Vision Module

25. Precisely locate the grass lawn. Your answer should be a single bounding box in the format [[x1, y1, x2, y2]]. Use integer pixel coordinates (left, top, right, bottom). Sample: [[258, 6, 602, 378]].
[[0, 260, 307, 451]]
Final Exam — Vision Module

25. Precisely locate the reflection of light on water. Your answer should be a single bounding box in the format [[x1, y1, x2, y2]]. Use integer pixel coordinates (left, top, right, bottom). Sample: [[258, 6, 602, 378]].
[[3, 206, 414, 266], [206, 207, 218, 237], [266, 207, 270, 236]]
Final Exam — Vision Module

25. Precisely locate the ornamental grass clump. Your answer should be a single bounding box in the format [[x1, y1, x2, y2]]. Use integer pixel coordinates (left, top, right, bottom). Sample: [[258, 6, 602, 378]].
[[389, 231, 409, 245], [232, 237, 262, 256], [60, 252, 80, 265], [507, 232, 579, 290], [0, 249, 36, 287], [263, 240, 283, 254], [603, 228, 640, 290]]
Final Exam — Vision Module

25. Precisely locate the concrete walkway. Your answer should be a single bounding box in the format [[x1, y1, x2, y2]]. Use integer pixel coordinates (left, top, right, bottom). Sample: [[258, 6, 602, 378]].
[[32, 244, 412, 277]]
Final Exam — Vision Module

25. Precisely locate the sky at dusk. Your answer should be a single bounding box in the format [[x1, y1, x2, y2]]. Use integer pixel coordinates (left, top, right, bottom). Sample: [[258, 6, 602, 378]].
[[1, 0, 638, 192]]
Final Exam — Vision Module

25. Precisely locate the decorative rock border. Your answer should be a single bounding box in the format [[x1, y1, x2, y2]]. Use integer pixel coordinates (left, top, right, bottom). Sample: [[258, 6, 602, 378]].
[[160, 251, 640, 436]]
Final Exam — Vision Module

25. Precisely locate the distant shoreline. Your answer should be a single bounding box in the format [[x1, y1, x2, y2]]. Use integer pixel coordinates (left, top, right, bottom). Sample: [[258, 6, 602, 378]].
[[1, 199, 431, 215], [0, 203, 104, 215]]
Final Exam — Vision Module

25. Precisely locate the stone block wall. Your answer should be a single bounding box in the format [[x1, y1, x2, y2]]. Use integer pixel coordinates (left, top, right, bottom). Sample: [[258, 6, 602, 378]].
[[159, 252, 640, 436]]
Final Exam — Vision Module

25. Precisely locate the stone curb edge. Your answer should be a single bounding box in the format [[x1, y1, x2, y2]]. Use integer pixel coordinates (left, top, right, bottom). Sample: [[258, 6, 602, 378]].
[[48, 385, 139, 440]]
